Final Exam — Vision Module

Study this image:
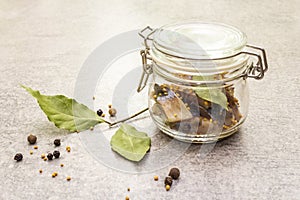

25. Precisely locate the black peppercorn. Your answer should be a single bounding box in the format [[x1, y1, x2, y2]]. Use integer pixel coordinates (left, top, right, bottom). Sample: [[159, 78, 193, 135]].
[[53, 150, 60, 158], [54, 139, 61, 147], [27, 134, 37, 145], [14, 153, 23, 162], [97, 109, 103, 117], [47, 153, 53, 160], [169, 168, 180, 180], [108, 108, 117, 117], [164, 176, 173, 186]]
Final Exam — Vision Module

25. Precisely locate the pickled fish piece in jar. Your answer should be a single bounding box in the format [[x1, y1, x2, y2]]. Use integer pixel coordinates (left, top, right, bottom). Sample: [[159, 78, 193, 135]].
[[155, 88, 193, 123]]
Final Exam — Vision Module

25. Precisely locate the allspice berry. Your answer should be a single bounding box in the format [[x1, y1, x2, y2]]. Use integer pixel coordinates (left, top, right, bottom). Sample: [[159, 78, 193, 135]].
[[14, 153, 23, 162], [169, 168, 180, 180], [27, 134, 37, 145], [164, 176, 173, 186], [47, 153, 53, 160], [54, 139, 61, 147], [53, 150, 60, 158], [108, 108, 117, 117]]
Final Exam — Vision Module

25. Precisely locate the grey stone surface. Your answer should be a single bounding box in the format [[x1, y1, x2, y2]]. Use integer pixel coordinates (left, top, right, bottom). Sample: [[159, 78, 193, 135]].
[[0, 0, 299, 199]]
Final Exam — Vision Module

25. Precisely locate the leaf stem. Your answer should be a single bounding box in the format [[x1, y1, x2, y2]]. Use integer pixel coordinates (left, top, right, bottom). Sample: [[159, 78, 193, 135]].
[[101, 119, 112, 125], [109, 108, 149, 127]]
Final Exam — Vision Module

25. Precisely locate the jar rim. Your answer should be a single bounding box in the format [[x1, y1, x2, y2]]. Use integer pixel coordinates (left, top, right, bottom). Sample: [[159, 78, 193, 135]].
[[153, 21, 247, 60]]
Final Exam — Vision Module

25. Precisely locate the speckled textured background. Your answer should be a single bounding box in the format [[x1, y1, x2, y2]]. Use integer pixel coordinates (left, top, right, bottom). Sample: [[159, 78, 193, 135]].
[[0, 1, 299, 199]]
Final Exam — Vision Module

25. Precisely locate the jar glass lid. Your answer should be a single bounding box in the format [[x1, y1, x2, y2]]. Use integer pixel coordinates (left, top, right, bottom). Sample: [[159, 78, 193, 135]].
[[153, 22, 247, 59]]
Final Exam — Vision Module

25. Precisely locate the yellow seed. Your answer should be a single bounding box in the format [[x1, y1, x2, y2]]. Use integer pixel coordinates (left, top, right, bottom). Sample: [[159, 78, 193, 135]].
[[52, 173, 56, 178], [101, 113, 105, 117], [164, 92, 168, 95], [60, 163, 64, 167], [90, 126, 94, 131], [39, 169, 43, 174], [127, 187, 130, 192], [174, 114, 177, 118], [187, 107, 190, 110], [204, 101, 209, 106], [43, 157, 47, 161], [154, 175, 159, 181], [125, 196, 130, 200], [66, 146, 71, 151], [184, 103, 188, 107], [209, 119, 213, 123], [223, 125, 229, 129], [92, 96, 95, 100], [54, 172, 58, 176], [166, 185, 171, 191], [153, 95, 157, 99], [41, 154, 45, 159], [29, 150, 33, 155], [66, 176, 71, 181], [33, 146, 38, 149], [108, 104, 112, 108]]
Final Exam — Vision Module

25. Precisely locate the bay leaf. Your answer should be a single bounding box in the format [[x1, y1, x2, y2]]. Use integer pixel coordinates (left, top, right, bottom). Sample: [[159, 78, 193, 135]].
[[22, 85, 104, 132], [195, 88, 228, 110], [192, 76, 228, 110], [110, 123, 151, 162]]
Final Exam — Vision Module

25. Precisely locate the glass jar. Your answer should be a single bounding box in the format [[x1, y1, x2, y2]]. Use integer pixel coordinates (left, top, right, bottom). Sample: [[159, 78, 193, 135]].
[[137, 22, 268, 143]]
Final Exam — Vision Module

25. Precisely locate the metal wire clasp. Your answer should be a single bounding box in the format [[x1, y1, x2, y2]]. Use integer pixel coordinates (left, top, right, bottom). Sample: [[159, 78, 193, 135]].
[[241, 45, 268, 80], [137, 26, 156, 92]]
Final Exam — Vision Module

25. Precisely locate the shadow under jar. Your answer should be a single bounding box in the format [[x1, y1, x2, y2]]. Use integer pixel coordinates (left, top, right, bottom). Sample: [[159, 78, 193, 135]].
[[137, 22, 268, 143]]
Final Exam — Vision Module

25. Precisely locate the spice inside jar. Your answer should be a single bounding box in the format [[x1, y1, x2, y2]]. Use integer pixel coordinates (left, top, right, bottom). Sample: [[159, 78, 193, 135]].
[[138, 22, 268, 143]]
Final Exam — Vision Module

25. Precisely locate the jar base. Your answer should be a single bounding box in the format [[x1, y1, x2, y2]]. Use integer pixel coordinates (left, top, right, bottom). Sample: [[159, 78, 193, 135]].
[[155, 119, 245, 144]]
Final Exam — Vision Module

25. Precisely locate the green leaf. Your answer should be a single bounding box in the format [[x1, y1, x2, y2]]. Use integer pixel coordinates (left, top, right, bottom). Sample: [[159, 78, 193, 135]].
[[22, 85, 104, 132], [192, 76, 228, 110], [195, 88, 228, 110], [110, 123, 151, 162]]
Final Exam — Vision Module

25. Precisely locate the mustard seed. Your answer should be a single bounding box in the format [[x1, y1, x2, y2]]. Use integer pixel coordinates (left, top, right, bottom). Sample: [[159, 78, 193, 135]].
[[66, 176, 71, 181], [154, 175, 159, 181], [165, 185, 171, 191], [41, 154, 45, 159], [33, 146, 38, 149], [39, 169, 43, 173], [125, 196, 130, 200], [60, 163, 64, 167], [29, 150, 33, 155], [66, 146, 71, 152]]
